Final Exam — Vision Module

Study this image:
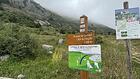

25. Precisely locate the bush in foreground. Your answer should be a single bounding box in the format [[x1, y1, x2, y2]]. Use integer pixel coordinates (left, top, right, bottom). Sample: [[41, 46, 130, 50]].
[[0, 23, 37, 60]]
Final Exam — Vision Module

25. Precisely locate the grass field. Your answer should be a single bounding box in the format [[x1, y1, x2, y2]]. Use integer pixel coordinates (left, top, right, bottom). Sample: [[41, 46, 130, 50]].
[[0, 33, 140, 79]]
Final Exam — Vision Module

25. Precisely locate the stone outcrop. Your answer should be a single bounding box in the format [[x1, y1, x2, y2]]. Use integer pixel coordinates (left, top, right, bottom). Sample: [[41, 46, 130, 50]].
[[2, 0, 51, 20], [9, 0, 32, 8]]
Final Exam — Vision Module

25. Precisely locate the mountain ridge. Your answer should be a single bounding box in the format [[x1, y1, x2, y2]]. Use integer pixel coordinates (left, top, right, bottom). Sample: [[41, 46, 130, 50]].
[[0, 0, 115, 34]]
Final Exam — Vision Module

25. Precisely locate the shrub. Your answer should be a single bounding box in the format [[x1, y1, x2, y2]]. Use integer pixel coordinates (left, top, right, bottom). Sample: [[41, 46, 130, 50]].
[[11, 33, 37, 60], [0, 23, 37, 60], [0, 36, 15, 55], [96, 36, 103, 44]]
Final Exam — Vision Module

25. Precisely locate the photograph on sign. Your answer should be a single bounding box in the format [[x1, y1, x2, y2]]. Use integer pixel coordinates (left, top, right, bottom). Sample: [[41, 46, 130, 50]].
[[115, 7, 140, 39], [68, 45, 102, 73]]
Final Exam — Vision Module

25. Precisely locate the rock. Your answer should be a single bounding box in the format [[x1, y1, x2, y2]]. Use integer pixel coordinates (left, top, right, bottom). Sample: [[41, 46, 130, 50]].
[[42, 44, 53, 51], [48, 51, 53, 54], [0, 77, 13, 79], [58, 39, 64, 44], [9, 0, 31, 8], [34, 20, 50, 26], [0, 55, 10, 61], [17, 74, 25, 79]]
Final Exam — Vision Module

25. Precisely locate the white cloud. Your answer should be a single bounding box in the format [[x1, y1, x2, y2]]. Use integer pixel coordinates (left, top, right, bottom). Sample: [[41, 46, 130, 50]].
[[34, 0, 140, 28]]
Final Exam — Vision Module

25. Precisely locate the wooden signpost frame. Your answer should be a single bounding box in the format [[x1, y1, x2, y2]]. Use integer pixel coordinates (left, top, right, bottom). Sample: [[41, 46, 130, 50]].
[[123, 2, 133, 79], [79, 16, 89, 79], [67, 15, 95, 79], [79, 16, 96, 79]]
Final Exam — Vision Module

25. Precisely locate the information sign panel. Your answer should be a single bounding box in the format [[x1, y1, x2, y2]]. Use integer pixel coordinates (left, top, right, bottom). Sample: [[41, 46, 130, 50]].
[[115, 7, 140, 39], [68, 45, 102, 73]]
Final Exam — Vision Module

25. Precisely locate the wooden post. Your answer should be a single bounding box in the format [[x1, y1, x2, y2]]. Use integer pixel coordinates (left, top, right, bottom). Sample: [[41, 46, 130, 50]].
[[80, 71, 89, 79], [123, 2, 133, 79], [80, 15, 89, 79], [125, 39, 132, 79], [67, 15, 95, 79], [80, 15, 88, 33], [123, 2, 129, 9]]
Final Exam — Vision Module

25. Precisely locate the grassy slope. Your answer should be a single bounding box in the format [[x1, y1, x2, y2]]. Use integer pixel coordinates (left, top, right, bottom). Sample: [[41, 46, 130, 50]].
[[0, 25, 79, 79], [0, 14, 138, 79], [0, 31, 140, 79]]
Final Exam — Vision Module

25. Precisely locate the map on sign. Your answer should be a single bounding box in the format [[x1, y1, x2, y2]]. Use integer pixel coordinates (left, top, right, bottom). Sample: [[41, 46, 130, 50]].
[[115, 7, 140, 39], [68, 45, 102, 73]]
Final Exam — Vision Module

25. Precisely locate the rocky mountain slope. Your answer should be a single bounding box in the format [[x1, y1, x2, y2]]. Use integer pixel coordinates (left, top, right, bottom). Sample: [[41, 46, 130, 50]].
[[0, 0, 51, 18], [0, 0, 115, 34]]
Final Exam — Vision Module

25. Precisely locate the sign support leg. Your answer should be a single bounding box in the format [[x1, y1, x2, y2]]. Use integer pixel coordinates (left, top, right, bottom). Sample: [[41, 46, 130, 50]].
[[125, 39, 133, 79]]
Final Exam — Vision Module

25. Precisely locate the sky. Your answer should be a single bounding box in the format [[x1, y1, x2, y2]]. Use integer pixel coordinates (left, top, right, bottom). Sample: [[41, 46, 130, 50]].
[[34, 0, 140, 28]]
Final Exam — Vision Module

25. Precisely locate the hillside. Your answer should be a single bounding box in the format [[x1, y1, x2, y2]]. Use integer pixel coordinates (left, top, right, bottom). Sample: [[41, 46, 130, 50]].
[[1, 0, 139, 79], [89, 23, 115, 35], [0, 0, 79, 34], [0, 0, 114, 34]]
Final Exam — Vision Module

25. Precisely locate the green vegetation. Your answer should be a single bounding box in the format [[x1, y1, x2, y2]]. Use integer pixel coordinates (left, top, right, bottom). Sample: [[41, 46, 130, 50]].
[[0, 27, 140, 79], [0, 11, 41, 28], [0, 22, 80, 79], [0, 1, 140, 79], [0, 23, 37, 60]]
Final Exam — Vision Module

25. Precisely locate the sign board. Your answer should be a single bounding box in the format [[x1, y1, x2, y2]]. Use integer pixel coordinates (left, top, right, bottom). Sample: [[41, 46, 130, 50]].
[[115, 7, 140, 39], [81, 18, 85, 24], [68, 45, 102, 73], [80, 15, 88, 33], [67, 32, 95, 45]]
